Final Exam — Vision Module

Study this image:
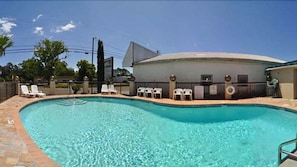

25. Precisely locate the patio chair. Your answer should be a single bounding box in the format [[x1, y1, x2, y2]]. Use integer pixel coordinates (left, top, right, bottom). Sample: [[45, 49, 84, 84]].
[[144, 87, 153, 98], [21, 85, 36, 97], [153, 88, 162, 98], [137, 87, 145, 96], [31, 85, 46, 97], [173, 88, 183, 100], [101, 84, 109, 94], [108, 84, 117, 94], [183, 89, 193, 100]]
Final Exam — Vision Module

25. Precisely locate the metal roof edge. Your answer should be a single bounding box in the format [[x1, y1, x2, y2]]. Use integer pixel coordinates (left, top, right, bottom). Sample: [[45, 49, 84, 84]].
[[137, 52, 285, 64], [266, 60, 297, 71]]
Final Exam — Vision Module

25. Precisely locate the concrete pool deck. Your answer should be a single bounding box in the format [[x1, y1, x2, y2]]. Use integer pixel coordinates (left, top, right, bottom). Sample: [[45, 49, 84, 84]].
[[1, 94, 297, 166]]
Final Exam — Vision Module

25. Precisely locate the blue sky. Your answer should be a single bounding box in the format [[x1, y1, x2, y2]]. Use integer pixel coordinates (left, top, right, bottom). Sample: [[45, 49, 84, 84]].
[[0, 1, 296, 70]]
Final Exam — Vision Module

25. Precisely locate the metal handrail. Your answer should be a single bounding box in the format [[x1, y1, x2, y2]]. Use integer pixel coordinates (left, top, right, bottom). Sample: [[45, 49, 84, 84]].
[[278, 138, 297, 165]]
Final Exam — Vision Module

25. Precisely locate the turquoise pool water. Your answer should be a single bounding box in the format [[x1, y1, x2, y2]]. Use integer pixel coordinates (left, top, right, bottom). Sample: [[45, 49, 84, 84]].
[[20, 97, 297, 167]]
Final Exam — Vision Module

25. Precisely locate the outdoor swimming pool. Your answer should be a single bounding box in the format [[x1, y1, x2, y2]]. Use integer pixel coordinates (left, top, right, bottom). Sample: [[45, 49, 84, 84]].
[[20, 97, 297, 166]]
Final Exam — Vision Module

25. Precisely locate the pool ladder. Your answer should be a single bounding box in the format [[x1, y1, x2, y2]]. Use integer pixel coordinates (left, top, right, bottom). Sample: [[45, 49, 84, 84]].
[[278, 136, 297, 166]]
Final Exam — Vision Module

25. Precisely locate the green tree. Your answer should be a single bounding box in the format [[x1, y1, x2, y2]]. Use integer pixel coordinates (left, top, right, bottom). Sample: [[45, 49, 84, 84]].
[[55, 61, 75, 76], [0, 34, 13, 56], [18, 58, 43, 81], [34, 39, 68, 81], [97, 40, 104, 93], [114, 68, 131, 76], [0, 62, 19, 81], [76, 60, 95, 81]]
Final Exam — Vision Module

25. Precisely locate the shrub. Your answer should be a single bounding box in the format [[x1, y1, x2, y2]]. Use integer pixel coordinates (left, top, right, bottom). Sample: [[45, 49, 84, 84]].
[[71, 84, 81, 94]]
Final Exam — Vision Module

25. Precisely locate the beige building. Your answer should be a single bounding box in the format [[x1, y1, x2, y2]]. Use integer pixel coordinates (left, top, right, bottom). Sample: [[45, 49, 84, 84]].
[[123, 42, 297, 99], [135, 53, 285, 99], [133, 52, 284, 83], [266, 61, 297, 99]]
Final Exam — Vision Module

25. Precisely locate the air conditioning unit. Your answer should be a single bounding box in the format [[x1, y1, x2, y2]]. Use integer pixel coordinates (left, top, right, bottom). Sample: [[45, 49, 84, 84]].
[[201, 75, 213, 85]]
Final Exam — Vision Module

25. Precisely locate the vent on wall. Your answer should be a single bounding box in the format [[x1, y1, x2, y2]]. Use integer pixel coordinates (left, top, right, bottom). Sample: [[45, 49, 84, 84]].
[[201, 74, 213, 85]]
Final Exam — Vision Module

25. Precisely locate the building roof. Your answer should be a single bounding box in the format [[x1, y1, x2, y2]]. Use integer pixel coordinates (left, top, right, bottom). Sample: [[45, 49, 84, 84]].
[[266, 60, 297, 71], [122, 42, 158, 67], [137, 52, 285, 64]]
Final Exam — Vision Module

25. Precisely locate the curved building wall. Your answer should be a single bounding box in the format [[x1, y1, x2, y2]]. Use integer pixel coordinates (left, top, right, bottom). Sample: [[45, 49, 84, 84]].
[[134, 59, 275, 83]]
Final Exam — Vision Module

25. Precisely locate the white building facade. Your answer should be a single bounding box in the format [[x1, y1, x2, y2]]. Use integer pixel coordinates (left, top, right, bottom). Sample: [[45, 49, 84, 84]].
[[123, 43, 285, 99], [133, 52, 284, 83]]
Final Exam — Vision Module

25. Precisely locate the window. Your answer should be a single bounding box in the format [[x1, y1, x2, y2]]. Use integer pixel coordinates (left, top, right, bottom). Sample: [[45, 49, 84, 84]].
[[238, 75, 248, 83], [201, 74, 213, 85]]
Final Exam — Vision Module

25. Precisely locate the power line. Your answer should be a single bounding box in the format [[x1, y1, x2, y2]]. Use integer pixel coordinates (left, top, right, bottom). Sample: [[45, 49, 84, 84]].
[[5, 39, 127, 60], [5, 47, 124, 59], [10, 45, 34, 48], [104, 43, 125, 52]]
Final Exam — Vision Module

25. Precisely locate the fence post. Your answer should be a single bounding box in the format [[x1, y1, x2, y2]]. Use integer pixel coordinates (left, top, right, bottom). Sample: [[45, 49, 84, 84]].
[[128, 75, 136, 96], [16, 76, 20, 96], [169, 74, 176, 99], [83, 76, 89, 94], [50, 76, 56, 95], [225, 75, 232, 100]]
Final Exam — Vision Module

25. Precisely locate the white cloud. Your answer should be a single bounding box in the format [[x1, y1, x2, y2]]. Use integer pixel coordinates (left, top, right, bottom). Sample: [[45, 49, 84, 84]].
[[0, 17, 17, 34], [33, 27, 44, 36], [53, 21, 76, 33], [32, 14, 43, 22]]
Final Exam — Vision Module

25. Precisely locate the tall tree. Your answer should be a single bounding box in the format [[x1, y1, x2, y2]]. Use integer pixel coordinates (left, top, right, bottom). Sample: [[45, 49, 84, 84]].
[[55, 61, 75, 76], [97, 40, 104, 93], [76, 60, 95, 81], [115, 68, 131, 76], [0, 62, 19, 81], [0, 34, 13, 56], [18, 58, 43, 81], [34, 39, 68, 81]]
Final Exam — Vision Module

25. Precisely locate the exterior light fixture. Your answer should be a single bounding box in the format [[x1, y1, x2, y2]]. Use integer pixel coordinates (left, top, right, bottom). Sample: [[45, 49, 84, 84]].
[[170, 74, 176, 81], [225, 75, 231, 82]]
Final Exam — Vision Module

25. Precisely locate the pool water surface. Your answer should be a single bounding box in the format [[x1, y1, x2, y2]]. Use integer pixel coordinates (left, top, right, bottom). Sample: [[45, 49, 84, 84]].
[[20, 97, 297, 166]]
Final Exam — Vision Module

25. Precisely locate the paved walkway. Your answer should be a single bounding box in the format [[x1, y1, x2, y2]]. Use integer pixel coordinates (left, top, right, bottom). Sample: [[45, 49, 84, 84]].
[[1, 95, 297, 166]]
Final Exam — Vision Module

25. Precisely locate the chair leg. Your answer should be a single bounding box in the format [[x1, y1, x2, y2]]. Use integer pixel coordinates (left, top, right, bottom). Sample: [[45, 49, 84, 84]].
[[178, 95, 182, 100]]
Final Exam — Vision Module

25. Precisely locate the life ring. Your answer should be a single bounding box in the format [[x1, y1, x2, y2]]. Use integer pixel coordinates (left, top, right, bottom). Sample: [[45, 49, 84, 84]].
[[226, 85, 236, 95]]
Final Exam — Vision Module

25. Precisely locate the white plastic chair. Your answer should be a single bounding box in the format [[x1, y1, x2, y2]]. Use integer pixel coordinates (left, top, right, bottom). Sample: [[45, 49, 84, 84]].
[[173, 88, 183, 100], [153, 88, 162, 98], [108, 84, 117, 94], [137, 87, 145, 96], [183, 89, 193, 100], [31, 85, 46, 97], [144, 87, 153, 98], [21, 85, 36, 97], [101, 84, 109, 94]]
